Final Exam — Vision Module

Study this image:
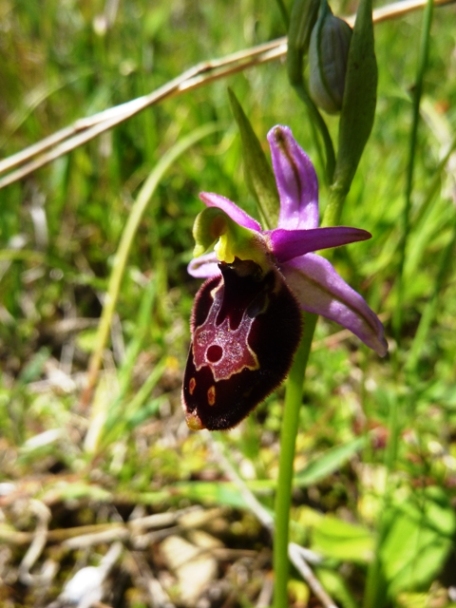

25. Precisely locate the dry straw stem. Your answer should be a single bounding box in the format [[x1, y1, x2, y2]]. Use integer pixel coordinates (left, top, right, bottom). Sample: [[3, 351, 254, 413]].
[[0, 0, 453, 190], [289, 543, 338, 608], [0, 505, 207, 547]]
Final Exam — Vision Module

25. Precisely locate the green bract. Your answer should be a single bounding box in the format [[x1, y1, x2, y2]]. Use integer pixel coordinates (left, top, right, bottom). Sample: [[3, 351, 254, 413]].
[[334, 0, 378, 197], [228, 89, 279, 230]]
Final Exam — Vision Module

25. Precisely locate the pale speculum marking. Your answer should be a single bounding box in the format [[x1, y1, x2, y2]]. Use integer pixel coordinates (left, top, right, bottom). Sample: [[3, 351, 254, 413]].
[[193, 286, 259, 382]]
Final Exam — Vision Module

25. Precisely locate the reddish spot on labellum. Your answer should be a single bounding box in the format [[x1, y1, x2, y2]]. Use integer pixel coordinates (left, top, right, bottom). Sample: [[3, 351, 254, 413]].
[[189, 377, 196, 395], [207, 385, 216, 406]]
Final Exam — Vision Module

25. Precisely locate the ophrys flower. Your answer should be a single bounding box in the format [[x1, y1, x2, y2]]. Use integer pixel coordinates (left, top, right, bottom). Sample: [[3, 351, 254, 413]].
[[183, 125, 387, 431]]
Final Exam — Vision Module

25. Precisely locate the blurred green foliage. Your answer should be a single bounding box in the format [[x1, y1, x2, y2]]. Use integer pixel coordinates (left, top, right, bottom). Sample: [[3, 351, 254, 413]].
[[1, 0, 456, 606]]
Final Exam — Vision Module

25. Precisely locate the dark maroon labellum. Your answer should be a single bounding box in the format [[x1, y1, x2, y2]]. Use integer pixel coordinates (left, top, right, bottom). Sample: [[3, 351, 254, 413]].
[[182, 259, 302, 430]]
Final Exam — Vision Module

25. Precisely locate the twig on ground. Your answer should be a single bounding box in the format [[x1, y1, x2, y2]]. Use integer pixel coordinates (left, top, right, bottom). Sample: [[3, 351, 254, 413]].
[[128, 550, 176, 608], [0, 505, 202, 548], [57, 542, 123, 608], [18, 500, 51, 585], [208, 432, 274, 532], [255, 574, 274, 608], [289, 543, 338, 608]]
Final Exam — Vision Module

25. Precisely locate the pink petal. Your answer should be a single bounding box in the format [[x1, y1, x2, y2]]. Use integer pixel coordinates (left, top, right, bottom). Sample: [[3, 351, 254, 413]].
[[199, 192, 262, 231], [267, 125, 319, 230], [282, 253, 388, 356], [268, 227, 371, 263], [188, 252, 220, 278]]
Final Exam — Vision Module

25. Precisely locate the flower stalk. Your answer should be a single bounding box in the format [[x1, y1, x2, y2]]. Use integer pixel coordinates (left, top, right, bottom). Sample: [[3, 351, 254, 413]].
[[273, 311, 318, 608]]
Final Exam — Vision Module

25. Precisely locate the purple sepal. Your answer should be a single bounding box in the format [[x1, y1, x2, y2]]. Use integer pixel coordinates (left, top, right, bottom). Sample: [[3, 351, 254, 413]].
[[282, 253, 388, 356]]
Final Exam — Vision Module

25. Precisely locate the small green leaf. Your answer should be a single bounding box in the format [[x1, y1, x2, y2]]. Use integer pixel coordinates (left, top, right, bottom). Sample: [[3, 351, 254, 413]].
[[173, 481, 274, 512], [317, 569, 360, 608], [228, 89, 279, 229], [333, 0, 378, 197], [294, 437, 366, 487], [312, 514, 374, 562], [18, 348, 51, 384], [380, 487, 456, 596]]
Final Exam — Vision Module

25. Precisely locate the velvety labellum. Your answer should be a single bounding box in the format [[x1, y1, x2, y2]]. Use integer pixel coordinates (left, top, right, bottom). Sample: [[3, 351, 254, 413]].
[[182, 259, 302, 430]]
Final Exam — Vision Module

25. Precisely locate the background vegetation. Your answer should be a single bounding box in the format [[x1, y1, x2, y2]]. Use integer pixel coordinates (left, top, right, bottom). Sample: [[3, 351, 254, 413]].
[[1, 0, 456, 606]]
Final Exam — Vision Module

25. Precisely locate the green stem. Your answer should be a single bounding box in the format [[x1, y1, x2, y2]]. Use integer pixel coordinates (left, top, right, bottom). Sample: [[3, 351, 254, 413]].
[[275, 0, 289, 29], [273, 312, 318, 608], [393, 0, 434, 343], [321, 181, 348, 227]]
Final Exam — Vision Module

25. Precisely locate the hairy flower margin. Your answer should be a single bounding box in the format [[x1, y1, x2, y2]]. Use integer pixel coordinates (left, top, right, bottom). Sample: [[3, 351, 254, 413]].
[[189, 125, 388, 357]]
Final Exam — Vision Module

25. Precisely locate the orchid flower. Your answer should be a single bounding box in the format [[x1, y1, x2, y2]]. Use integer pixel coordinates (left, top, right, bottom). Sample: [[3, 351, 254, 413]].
[[182, 125, 387, 431]]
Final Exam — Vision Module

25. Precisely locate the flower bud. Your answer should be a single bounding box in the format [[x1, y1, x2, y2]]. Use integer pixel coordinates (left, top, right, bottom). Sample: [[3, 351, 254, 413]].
[[308, 1, 352, 114]]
